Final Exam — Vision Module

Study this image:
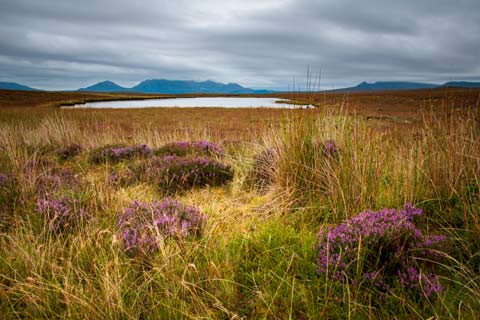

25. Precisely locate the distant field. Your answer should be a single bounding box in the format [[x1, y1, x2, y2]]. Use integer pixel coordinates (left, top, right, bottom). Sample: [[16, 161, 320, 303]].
[[2, 87, 478, 112], [1, 88, 480, 318], [1, 88, 479, 140]]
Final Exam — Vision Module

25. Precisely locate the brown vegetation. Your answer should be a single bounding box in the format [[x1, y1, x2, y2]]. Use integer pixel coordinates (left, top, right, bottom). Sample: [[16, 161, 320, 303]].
[[1, 88, 480, 318], [1, 88, 479, 142]]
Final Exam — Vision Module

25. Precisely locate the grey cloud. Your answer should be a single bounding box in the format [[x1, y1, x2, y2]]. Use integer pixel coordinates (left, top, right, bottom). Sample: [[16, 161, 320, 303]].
[[0, 0, 478, 90]]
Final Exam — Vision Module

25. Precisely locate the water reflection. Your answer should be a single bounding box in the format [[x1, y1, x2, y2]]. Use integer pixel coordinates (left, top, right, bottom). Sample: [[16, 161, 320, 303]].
[[64, 97, 311, 109]]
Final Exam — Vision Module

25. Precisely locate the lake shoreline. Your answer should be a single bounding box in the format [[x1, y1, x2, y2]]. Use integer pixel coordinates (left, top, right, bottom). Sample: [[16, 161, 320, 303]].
[[61, 97, 313, 109]]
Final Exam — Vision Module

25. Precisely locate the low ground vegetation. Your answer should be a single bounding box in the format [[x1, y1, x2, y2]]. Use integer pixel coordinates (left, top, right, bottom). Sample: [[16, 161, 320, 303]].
[[0, 90, 479, 318]]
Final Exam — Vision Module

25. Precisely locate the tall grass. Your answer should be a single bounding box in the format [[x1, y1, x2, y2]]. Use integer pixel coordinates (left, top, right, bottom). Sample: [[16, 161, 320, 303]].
[[269, 107, 480, 224], [1, 104, 480, 318]]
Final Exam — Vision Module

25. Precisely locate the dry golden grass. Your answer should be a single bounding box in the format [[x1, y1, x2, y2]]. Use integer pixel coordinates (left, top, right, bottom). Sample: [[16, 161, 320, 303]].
[[2, 87, 478, 138], [0, 88, 480, 318]]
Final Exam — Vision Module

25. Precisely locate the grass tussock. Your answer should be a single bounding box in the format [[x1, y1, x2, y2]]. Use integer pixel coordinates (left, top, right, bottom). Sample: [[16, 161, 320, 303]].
[[1, 90, 480, 318]]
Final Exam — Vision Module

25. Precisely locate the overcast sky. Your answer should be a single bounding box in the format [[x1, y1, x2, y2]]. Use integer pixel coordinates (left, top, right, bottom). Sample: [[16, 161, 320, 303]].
[[0, 0, 479, 90]]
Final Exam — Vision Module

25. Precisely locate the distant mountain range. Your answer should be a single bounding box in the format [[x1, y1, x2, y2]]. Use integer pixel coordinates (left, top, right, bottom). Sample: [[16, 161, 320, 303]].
[[336, 81, 480, 92], [1, 79, 480, 94], [78, 80, 126, 92], [442, 81, 480, 88], [338, 81, 437, 91], [77, 79, 273, 94], [0, 82, 39, 91]]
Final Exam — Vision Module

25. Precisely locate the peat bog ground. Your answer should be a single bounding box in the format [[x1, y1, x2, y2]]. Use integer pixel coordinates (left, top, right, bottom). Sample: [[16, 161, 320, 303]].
[[1, 88, 480, 318]]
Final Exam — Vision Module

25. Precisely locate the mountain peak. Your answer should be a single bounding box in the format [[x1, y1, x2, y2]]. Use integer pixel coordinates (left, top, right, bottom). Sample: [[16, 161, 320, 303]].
[[78, 81, 127, 92], [0, 82, 39, 91], [442, 81, 480, 88], [129, 79, 265, 94], [73, 79, 270, 94], [98, 80, 117, 85], [343, 81, 438, 92]]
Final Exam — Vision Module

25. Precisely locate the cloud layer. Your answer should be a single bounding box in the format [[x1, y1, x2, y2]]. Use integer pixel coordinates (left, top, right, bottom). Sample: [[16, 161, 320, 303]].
[[0, 0, 479, 90]]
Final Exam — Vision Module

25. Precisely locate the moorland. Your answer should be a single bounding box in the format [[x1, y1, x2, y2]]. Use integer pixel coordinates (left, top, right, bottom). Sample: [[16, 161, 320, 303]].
[[1, 87, 480, 319]]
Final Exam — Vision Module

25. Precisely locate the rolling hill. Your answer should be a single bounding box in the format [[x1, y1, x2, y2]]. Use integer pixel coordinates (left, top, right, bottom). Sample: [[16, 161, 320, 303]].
[[2, 79, 480, 94], [442, 81, 480, 88], [0, 82, 39, 91], [335, 81, 480, 92], [78, 80, 127, 92], [336, 81, 438, 92], [78, 79, 273, 94]]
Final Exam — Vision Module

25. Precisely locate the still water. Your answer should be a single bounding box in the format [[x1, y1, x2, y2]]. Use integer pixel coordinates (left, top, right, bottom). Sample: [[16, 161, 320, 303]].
[[64, 97, 311, 109]]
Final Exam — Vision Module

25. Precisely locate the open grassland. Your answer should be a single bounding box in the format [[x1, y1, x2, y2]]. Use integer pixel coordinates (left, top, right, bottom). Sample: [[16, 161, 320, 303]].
[[1, 89, 480, 319]]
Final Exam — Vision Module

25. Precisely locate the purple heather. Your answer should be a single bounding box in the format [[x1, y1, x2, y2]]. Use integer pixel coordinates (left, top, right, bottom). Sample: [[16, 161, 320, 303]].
[[322, 139, 338, 157], [35, 195, 88, 232], [92, 144, 151, 163], [117, 198, 205, 256], [154, 140, 224, 157], [317, 204, 445, 297]]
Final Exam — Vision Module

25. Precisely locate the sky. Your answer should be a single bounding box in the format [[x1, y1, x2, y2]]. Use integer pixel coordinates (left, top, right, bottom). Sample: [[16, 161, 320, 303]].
[[0, 0, 479, 91]]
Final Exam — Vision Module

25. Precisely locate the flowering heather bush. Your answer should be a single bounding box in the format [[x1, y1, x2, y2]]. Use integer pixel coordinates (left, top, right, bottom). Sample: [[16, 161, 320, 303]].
[[90, 144, 151, 163], [0, 173, 11, 187], [0, 173, 17, 195], [247, 148, 277, 191], [322, 139, 338, 158], [0, 173, 18, 231], [153, 140, 224, 157], [57, 143, 83, 160], [107, 167, 138, 187], [35, 195, 88, 233], [317, 204, 446, 297], [35, 168, 79, 196], [117, 199, 205, 256], [133, 155, 233, 194]]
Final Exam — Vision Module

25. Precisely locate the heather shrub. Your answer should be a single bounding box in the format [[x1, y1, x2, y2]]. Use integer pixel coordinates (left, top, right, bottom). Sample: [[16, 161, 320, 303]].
[[133, 155, 233, 194], [0, 172, 10, 186], [246, 148, 278, 191], [35, 167, 80, 197], [107, 167, 138, 188], [90, 144, 151, 163], [317, 204, 446, 298], [35, 195, 88, 233], [153, 140, 224, 157], [117, 199, 206, 257], [0, 173, 18, 230], [57, 143, 83, 160], [321, 139, 339, 158]]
